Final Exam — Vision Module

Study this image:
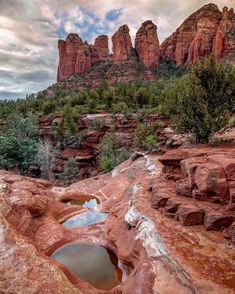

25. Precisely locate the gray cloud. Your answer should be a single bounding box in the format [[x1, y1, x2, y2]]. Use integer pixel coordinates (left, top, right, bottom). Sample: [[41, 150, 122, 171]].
[[0, 0, 234, 100]]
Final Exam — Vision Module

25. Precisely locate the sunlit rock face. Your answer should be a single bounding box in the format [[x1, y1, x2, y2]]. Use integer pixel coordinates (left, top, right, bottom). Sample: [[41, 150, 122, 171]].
[[160, 4, 235, 66]]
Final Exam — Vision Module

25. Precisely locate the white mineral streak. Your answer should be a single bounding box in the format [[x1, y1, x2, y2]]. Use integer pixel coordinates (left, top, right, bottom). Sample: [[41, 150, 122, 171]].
[[124, 156, 198, 293]]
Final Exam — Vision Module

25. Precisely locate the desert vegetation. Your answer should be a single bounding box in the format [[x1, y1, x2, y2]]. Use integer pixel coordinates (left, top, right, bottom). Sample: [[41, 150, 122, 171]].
[[0, 56, 234, 182]]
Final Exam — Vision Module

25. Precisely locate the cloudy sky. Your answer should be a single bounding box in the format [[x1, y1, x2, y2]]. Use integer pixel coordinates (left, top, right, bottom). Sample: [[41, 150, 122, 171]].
[[0, 0, 234, 100]]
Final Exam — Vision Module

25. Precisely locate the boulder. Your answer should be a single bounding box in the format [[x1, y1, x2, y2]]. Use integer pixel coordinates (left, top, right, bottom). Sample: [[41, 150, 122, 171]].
[[177, 205, 204, 226], [164, 199, 182, 218], [176, 179, 192, 197], [151, 191, 169, 209], [204, 212, 235, 231], [194, 162, 228, 202]]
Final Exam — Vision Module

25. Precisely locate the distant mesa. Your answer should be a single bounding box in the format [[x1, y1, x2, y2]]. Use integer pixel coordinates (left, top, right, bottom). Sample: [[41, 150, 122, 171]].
[[57, 4, 235, 82]]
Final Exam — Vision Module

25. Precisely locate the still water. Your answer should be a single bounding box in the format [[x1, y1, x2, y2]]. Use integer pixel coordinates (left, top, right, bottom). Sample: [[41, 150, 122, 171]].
[[51, 242, 122, 290], [63, 195, 100, 209], [63, 211, 108, 228]]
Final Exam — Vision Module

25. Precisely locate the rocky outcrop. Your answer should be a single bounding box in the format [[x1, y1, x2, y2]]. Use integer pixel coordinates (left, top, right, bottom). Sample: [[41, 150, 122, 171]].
[[57, 34, 110, 81], [57, 33, 84, 81], [57, 22, 160, 81], [112, 25, 135, 63], [93, 35, 109, 59], [135, 20, 160, 67], [160, 4, 235, 66]]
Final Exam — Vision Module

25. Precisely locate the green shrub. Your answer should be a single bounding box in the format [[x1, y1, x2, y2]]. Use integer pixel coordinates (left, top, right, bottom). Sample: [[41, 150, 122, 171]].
[[161, 55, 235, 143], [99, 133, 130, 172], [133, 123, 159, 151], [0, 114, 40, 175], [90, 118, 106, 130], [60, 158, 79, 185]]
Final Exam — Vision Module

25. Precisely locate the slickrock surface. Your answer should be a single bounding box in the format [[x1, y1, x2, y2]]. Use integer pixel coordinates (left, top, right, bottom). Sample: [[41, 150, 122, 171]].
[[1, 143, 235, 293]]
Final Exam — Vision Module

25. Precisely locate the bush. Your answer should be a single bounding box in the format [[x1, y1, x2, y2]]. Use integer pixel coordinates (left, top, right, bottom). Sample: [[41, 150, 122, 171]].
[[142, 134, 159, 151], [60, 158, 79, 185], [133, 123, 159, 151], [99, 133, 130, 172], [161, 55, 235, 143], [90, 118, 105, 130], [0, 114, 40, 175]]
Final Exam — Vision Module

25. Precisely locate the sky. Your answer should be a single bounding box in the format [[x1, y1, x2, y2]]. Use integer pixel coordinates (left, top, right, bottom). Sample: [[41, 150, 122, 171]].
[[0, 0, 235, 100]]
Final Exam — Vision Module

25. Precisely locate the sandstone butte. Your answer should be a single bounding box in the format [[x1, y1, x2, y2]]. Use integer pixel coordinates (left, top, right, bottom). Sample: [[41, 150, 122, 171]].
[[160, 3, 235, 66], [0, 141, 235, 293], [57, 4, 235, 82]]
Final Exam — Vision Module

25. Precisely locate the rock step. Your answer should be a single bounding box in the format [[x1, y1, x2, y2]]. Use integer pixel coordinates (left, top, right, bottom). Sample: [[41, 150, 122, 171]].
[[151, 181, 235, 232]]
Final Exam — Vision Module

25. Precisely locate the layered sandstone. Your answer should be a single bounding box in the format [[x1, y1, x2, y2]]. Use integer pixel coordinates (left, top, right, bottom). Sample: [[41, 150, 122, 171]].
[[135, 20, 160, 67], [112, 25, 135, 63], [160, 4, 235, 66]]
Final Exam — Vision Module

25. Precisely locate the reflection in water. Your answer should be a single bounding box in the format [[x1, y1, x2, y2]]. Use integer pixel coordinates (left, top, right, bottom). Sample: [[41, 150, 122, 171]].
[[51, 243, 122, 290], [63, 211, 108, 228], [63, 196, 100, 209]]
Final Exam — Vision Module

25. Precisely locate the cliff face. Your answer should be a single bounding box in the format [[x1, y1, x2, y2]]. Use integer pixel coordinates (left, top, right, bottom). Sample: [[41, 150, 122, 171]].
[[135, 20, 160, 67], [112, 25, 136, 63], [160, 4, 235, 66]]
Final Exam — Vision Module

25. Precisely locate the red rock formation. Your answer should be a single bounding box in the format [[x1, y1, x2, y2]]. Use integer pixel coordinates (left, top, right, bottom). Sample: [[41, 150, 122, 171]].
[[57, 34, 109, 81], [112, 25, 135, 63], [214, 7, 235, 61], [160, 4, 235, 66], [94, 35, 109, 59], [75, 41, 92, 74], [135, 20, 160, 67], [57, 33, 84, 81]]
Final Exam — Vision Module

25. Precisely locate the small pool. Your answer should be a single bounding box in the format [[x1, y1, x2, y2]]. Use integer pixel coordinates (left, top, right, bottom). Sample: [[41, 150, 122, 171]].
[[63, 211, 108, 228], [51, 242, 122, 290], [63, 195, 100, 209]]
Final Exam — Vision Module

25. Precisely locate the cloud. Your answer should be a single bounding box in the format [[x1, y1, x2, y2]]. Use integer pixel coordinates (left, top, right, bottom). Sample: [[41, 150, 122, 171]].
[[0, 0, 234, 99]]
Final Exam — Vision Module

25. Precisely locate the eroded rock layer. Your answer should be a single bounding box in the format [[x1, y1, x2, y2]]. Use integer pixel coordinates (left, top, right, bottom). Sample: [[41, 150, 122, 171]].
[[160, 4, 235, 66]]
